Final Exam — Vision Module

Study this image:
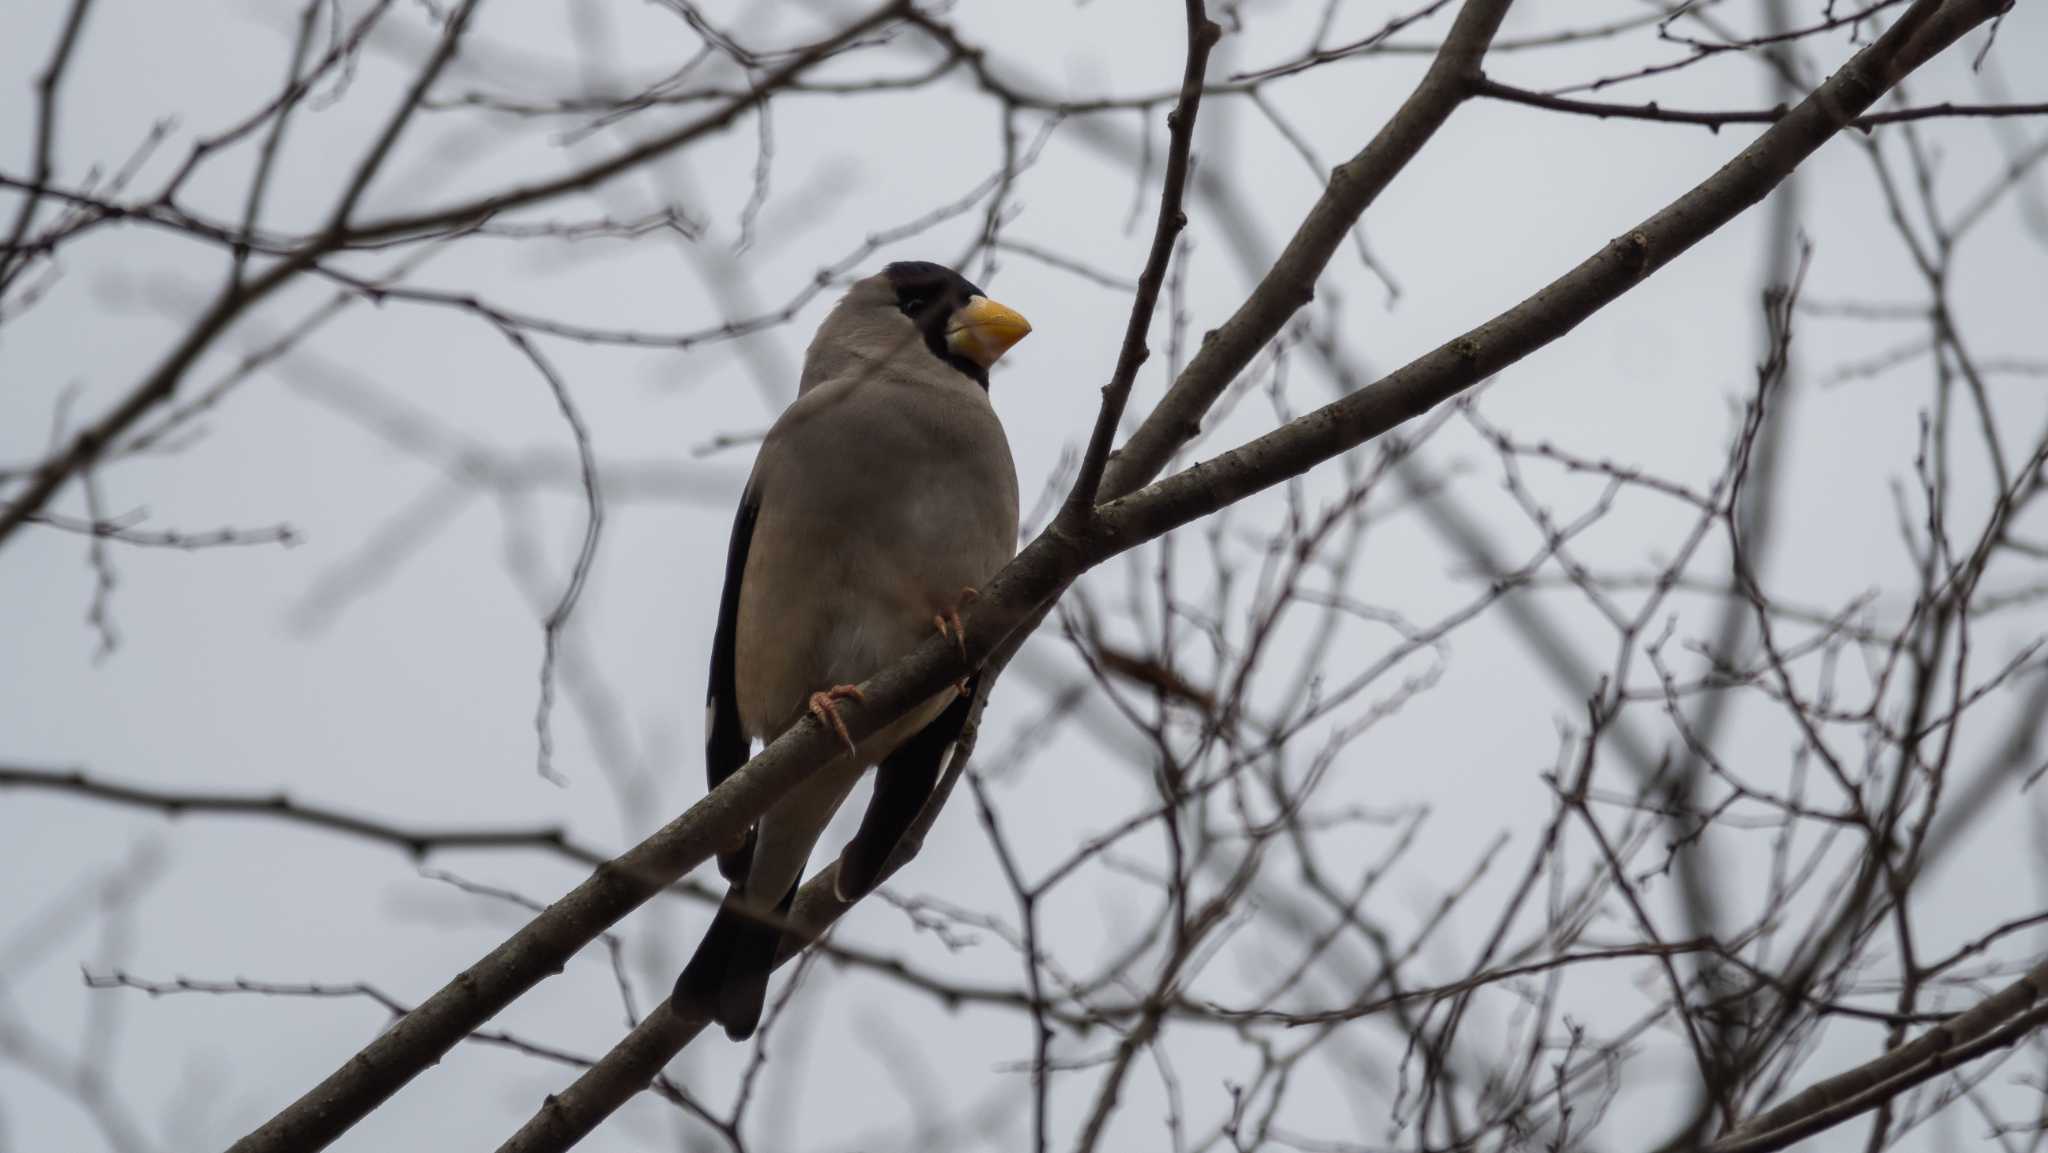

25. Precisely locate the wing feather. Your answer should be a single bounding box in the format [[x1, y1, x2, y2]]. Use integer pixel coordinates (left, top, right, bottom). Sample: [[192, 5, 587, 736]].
[[706, 490, 759, 883]]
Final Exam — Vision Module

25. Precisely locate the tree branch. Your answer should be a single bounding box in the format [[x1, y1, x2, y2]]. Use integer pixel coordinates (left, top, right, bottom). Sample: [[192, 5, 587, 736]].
[[492, 688, 997, 1153], [0, 764, 602, 866], [1476, 77, 2048, 131], [1093, 0, 2009, 553], [1097, 0, 1516, 499], [1705, 958, 2048, 1153], [1059, 2, 1221, 519], [0, 0, 96, 293]]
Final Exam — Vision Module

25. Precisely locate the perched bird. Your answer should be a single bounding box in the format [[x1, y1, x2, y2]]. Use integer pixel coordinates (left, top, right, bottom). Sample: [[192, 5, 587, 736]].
[[676, 261, 1030, 1040]]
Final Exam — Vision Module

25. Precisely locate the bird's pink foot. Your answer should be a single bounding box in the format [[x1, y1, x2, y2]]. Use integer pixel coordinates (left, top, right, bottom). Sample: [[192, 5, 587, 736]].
[[933, 611, 968, 659], [933, 586, 981, 657], [808, 684, 866, 754], [936, 586, 981, 693]]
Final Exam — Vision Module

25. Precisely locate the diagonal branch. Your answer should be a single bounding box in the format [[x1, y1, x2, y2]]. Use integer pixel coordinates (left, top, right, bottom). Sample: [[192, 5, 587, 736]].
[[1092, 0, 2008, 552], [493, 685, 999, 1153], [1096, 0, 1516, 499]]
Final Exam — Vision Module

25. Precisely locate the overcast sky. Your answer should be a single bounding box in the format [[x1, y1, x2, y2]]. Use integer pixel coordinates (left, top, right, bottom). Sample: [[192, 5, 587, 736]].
[[3, 2, 2046, 1151]]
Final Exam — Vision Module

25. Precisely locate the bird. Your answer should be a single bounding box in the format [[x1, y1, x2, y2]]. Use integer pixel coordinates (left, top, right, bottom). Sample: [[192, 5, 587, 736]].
[[675, 260, 1030, 1040]]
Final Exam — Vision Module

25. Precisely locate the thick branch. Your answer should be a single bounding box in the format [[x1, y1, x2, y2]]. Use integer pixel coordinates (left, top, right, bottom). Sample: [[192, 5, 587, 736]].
[[494, 698, 994, 1153]]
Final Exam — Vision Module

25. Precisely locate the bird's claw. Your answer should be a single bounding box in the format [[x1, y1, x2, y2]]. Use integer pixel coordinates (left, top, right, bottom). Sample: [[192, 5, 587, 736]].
[[932, 586, 980, 660], [808, 684, 866, 755], [933, 611, 968, 660]]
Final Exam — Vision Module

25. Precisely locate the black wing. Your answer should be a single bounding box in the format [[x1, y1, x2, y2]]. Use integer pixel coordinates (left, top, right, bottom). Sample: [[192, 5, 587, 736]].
[[706, 490, 759, 883], [835, 681, 975, 900]]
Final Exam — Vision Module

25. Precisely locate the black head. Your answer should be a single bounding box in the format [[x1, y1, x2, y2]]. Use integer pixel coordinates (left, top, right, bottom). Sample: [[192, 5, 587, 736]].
[[884, 261, 993, 388]]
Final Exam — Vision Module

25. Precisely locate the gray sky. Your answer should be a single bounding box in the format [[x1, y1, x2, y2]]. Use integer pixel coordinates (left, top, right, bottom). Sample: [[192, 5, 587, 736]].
[[3, 2, 2046, 1150]]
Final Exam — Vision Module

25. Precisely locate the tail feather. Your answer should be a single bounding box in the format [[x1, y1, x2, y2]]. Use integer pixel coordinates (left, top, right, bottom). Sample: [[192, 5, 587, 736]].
[[673, 883, 795, 1041]]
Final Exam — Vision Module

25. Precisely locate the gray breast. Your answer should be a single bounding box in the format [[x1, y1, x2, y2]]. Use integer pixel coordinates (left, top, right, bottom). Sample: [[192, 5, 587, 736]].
[[732, 368, 1019, 740]]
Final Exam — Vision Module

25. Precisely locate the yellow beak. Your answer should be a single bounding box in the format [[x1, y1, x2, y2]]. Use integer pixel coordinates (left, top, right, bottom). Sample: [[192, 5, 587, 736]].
[[945, 295, 1032, 368]]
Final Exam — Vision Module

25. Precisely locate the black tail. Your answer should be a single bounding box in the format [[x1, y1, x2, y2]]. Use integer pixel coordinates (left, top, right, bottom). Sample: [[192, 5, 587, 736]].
[[673, 883, 795, 1041]]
